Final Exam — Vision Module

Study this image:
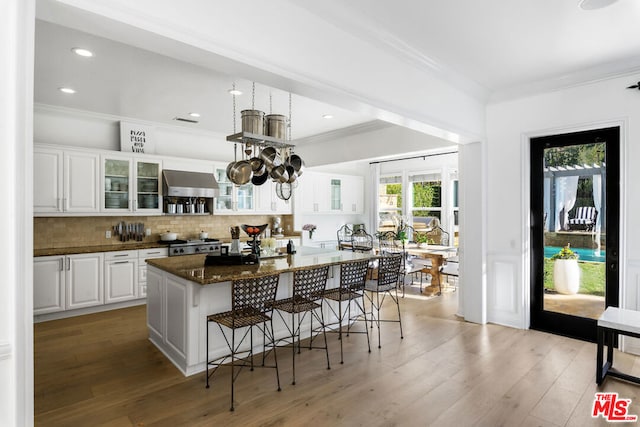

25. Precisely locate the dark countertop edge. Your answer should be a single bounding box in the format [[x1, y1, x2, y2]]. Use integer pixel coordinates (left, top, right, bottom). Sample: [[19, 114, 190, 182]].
[[146, 251, 378, 286], [34, 242, 167, 257], [33, 235, 302, 257]]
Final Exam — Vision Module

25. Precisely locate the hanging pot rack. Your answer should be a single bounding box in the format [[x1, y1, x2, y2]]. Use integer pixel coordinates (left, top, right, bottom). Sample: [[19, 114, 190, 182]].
[[224, 83, 301, 200]]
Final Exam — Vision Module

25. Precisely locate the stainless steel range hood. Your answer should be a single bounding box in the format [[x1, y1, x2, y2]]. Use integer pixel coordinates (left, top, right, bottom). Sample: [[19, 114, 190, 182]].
[[162, 169, 219, 198]]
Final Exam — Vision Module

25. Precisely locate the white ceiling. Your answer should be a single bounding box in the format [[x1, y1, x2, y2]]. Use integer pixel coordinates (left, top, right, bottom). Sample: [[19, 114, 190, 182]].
[[297, 0, 640, 101], [34, 20, 375, 139], [34, 0, 640, 144]]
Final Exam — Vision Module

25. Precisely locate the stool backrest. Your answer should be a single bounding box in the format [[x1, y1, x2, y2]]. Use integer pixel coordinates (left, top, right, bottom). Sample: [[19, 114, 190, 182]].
[[340, 259, 370, 292], [293, 265, 330, 300], [232, 273, 280, 313], [377, 253, 403, 287]]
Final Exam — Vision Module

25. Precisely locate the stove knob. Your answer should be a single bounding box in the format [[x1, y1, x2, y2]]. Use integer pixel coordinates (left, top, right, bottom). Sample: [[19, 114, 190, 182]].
[[173, 249, 179, 254], [179, 248, 184, 253], [209, 246, 214, 250], [195, 248, 200, 252]]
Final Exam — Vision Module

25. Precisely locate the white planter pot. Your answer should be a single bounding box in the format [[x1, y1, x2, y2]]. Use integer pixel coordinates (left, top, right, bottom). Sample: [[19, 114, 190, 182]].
[[553, 259, 580, 295]]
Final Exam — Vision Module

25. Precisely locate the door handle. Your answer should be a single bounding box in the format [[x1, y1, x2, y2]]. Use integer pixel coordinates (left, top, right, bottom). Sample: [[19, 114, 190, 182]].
[[112, 261, 129, 265], [66, 258, 70, 271]]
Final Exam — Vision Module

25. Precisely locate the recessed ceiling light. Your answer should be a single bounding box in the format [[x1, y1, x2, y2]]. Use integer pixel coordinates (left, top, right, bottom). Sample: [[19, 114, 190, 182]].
[[58, 87, 76, 94], [578, 0, 618, 10], [228, 88, 243, 96], [71, 47, 93, 57], [322, 114, 334, 119], [188, 112, 201, 118]]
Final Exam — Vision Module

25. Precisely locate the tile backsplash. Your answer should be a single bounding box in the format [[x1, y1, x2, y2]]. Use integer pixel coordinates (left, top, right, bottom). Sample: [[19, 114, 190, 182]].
[[34, 215, 294, 250]]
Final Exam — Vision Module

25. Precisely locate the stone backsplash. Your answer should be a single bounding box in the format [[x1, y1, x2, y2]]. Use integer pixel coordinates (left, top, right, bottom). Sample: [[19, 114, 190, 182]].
[[34, 215, 295, 250]]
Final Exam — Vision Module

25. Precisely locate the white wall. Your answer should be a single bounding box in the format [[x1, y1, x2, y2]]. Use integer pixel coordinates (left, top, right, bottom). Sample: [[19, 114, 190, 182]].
[[485, 73, 640, 329], [34, 105, 235, 162]]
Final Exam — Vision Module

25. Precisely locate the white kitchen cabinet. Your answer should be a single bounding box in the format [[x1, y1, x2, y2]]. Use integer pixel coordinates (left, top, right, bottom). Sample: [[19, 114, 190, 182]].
[[66, 253, 104, 310], [341, 175, 364, 214], [138, 247, 168, 298], [296, 172, 364, 215], [34, 147, 100, 214], [104, 251, 138, 303], [255, 180, 292, 214], [35, 253, 104, 313], [33, 256, 66, 315], [102, 155, 162, 214], [298, 172, 330, 213], [213, 166, 255, 214]]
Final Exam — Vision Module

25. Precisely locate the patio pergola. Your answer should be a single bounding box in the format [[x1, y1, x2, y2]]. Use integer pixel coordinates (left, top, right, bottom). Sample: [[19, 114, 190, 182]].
[[544, 162, 605, 233]]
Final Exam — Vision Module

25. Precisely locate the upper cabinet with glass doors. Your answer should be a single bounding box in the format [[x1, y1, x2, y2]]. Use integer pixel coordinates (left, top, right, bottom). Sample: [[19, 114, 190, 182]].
[[213, 166, 254, 214], [102, 155, 162, 214]]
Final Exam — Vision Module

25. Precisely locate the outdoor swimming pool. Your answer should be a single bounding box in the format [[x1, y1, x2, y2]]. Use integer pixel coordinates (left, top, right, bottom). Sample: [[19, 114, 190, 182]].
[[544, 246, 605, 263]]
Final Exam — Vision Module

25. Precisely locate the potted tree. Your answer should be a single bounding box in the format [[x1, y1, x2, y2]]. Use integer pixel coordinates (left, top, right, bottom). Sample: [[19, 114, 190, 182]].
[[551, 244, 580, 295]]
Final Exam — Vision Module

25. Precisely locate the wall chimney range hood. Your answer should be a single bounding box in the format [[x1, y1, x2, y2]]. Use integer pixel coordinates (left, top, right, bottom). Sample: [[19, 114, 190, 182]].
[[162, 169, 219, 198]]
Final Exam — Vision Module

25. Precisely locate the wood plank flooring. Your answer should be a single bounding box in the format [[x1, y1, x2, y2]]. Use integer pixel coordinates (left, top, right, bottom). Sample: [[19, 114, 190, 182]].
[[34, 286, 640, 426]]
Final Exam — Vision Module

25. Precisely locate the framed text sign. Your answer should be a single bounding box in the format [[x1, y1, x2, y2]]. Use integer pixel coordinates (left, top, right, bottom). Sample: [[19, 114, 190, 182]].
[[120, 121, 155, 154]]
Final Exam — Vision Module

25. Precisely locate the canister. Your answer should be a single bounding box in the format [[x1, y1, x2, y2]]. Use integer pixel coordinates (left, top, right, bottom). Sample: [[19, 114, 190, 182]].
[[265, 114, 287, 139], [241, 110, 265, 135]]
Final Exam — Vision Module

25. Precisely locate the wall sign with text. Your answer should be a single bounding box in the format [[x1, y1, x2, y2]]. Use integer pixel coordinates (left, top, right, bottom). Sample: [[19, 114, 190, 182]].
[[120, 121, 155, 154]]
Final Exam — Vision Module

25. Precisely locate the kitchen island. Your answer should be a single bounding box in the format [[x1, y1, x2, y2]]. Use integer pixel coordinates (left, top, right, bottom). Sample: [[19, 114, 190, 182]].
[[146, 247, 376, 376]]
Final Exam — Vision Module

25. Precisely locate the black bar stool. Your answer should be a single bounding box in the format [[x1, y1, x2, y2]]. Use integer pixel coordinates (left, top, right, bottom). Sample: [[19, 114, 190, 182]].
[[364, 253, 404, 348], [270, 264, 330, 385], [205, 273, 281, 411], [322, 259, 371, 364]]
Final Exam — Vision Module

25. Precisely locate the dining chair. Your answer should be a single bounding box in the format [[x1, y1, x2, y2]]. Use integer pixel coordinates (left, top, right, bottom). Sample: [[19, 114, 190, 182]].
[[205, 273, 281, 411], [336, 224, 353, 250], [351, 229, 374, 253]]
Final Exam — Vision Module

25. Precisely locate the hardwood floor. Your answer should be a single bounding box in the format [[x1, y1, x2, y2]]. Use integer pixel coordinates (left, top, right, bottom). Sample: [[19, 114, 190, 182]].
[[34, 286, 640, 426]]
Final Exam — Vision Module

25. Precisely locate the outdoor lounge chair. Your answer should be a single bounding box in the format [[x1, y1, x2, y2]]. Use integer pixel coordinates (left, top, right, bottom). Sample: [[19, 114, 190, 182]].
[[568, 206, 598, 231]]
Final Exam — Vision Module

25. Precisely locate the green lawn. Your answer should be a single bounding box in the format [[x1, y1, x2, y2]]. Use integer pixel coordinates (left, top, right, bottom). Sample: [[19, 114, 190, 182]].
[[544, 259, 605, 296]]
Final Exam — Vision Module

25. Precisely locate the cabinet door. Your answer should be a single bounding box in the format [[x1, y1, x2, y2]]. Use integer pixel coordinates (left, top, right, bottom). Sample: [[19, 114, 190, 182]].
[[329, 177, 343, 212], [342, 175, 364, 214], [255, 180, 290, 213], [214, 167, 234, 213], [103, 156, 133, 212], [34, 148, 63, 213], [235, 183, 254, 211], [134, 159, 162, 213], [298, 172, 331, 213], [64, 151, 100, 213], [105, 259, 138, 303], [67, 253, 104, 310], [34, 256, 65, 315]]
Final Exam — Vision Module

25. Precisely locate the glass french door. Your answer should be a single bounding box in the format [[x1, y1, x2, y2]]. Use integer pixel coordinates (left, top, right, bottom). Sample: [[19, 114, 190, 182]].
[[530, 127, 619, 342]]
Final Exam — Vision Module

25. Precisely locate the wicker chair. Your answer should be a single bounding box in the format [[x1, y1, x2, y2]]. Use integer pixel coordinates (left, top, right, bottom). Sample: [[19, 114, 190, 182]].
[[269, 265, 331, 385], [321, 259, 371, 364], [364, 253, 404, 348], [205, 273, 281, 411]]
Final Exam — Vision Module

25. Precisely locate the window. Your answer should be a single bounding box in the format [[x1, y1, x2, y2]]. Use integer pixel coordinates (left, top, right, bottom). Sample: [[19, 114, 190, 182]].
[[410, 173, 442, 222]]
